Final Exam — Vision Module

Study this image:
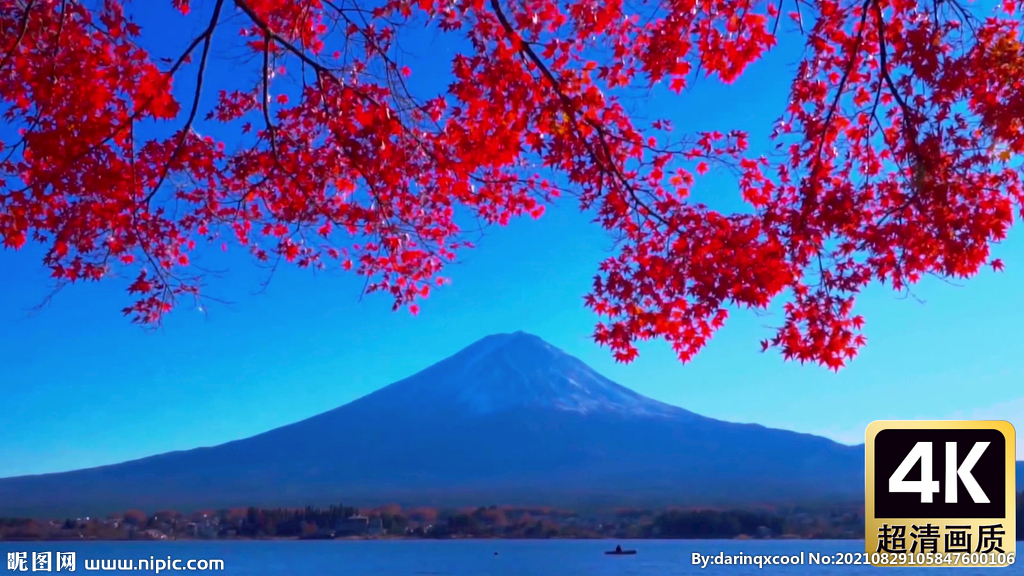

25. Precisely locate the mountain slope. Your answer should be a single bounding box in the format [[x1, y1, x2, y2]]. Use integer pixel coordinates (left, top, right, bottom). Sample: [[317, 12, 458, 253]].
[[0, 332, 1011, 517]]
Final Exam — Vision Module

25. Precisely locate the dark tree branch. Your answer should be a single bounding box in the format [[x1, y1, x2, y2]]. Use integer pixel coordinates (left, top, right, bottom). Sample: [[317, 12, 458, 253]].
[[144, 0, 228, 205]]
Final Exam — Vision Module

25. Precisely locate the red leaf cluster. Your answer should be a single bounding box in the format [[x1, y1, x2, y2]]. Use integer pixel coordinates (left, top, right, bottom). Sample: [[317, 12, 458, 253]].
[[1, 0, 1022, 369]]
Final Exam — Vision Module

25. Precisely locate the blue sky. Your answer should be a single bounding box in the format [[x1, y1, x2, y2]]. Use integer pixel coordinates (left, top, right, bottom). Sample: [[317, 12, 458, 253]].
[[1, 1, 1022, 479]]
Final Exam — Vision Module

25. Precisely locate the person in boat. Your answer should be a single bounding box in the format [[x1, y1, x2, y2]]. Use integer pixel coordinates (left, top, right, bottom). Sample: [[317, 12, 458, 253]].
[[615, 545, 622, 553]]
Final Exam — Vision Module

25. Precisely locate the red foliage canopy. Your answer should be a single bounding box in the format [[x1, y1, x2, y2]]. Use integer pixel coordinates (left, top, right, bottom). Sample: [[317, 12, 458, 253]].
[[1, 0, 1022, 369]]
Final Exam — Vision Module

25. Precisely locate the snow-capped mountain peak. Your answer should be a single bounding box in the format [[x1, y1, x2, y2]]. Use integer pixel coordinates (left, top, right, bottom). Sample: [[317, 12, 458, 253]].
[[356, 331, 690, 418]]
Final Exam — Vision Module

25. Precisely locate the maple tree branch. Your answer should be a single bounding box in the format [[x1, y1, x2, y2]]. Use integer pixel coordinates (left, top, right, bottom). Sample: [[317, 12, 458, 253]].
[[942, 0, 977, 35], [811, 0, 870, 177], [237, 0, 525, 251], [129, 116, 138, 199], [771, 0, 785, 35], [237, 0, 424, 139], [321, 1, 426, 135], [864, 75, 912, 191], [0, 115, 41, 165], [36, 0, 71, 113], [52, 0, 68, 55], [243, 68, 434, 274], [235, 0, 324, 70], [872, 0, 917, 146], [6, 0, 223, 202], [238, 0, 484, 229], [260, 33, 279, 157], [144, 0, 226, 206], [790, 0, 807, 33], [488, 0, 671, 231], [24, 281, 68, 320], [0, 0, 35, 73]]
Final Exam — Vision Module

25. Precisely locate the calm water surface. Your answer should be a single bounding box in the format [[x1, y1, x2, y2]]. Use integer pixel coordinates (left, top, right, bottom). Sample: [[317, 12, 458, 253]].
[[2, 540, 1020, 575]]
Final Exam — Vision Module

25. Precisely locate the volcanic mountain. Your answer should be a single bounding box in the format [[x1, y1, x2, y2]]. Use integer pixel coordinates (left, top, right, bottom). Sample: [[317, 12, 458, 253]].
[[3, 332, 873, 517]]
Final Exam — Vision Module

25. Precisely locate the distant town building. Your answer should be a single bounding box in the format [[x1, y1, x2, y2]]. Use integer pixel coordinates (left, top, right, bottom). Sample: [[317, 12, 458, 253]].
[[367, 517, 385, 536], [334, 515, 369, 536]]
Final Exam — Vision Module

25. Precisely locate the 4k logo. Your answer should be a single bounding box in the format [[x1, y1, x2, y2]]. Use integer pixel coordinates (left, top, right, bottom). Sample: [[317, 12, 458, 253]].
[[873, 426, 1006, 519], [889, 439, 994, 506], [865, 420, 1016, 567]]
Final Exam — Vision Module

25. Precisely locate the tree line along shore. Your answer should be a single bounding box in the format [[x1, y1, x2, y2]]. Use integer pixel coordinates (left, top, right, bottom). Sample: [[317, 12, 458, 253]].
[[2, 495, 1022, 541]]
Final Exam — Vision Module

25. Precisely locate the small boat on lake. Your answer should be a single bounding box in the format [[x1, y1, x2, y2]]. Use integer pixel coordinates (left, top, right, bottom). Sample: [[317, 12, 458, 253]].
[[605, 545, 637, 555]]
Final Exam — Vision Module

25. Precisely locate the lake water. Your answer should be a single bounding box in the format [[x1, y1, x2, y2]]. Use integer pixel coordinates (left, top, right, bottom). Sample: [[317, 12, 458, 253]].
[[1, 539, 1020, 574]]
